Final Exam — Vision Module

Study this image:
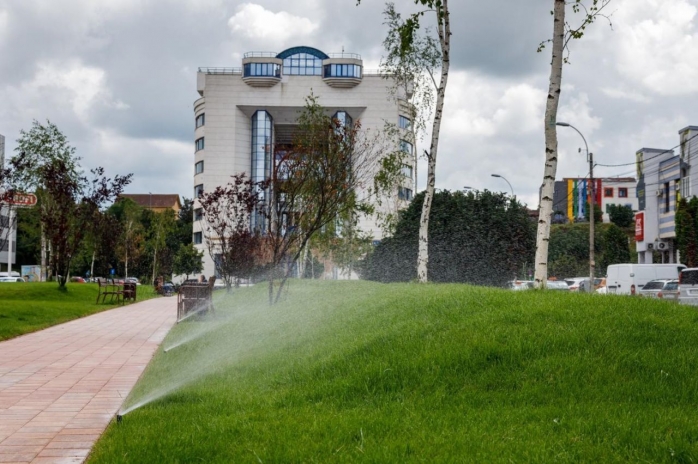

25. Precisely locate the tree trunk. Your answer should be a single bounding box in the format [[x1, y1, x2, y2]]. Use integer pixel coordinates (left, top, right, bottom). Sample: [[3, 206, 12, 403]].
[[151, 247, 157, 285], [41, 225, 47, 282], [90, 250, 95, 281], [534, 0, 566, 288], [417, 0, 450, 283], [125, 248, 129, 279]]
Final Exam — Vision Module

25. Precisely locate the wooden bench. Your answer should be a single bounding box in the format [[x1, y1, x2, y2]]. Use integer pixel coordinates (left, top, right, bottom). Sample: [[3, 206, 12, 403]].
[[176, 277, 216, 322], [96, 278, 124, 304]]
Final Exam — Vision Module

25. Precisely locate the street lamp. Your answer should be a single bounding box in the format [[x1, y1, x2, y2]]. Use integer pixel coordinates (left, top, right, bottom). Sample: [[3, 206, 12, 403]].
[[491, 174, 514, 197], [557, 121, 595, 293]]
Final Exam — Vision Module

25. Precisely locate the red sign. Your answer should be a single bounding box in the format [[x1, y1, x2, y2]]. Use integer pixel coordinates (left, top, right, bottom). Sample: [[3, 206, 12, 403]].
[[3, 193, 37, 207], [635, 211, 644, 242]]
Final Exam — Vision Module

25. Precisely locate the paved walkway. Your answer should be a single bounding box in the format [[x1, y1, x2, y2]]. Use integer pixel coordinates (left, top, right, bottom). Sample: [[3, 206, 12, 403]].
[[0, 297, 176, 463]]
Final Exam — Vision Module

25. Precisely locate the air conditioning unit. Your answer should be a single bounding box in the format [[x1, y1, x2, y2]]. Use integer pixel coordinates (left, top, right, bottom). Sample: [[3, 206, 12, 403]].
[[656, 190, 664, 197], [657, 240, 671, 251], [647, 243, 655, 250]]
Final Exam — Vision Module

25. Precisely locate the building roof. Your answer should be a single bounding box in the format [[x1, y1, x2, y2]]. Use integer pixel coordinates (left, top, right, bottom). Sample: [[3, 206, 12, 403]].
[[119, 194, 182, 210]]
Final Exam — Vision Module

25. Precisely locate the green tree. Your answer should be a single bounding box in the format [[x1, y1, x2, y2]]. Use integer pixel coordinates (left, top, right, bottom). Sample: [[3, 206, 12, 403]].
[[608, 204, 634, 228], [534, 0, 613, 287], [600, 224, 630, 271], [583, 201, 603, 223], [147, 209, 176, 284], [173, 243, 204, 280], [261, 95, 381, 303], [676, 197, 698, 267], [12, 121, 132, 287], [362, 0, 451, 283], [363, 190, 536, 286]]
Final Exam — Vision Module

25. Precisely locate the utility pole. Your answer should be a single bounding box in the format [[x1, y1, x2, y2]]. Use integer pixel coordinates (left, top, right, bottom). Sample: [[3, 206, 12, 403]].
[[557, 122, 595, 293], [588, 152, 595, 292]]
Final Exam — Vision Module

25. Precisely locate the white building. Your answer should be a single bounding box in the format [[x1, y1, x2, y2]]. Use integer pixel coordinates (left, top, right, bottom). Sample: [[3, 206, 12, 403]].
[[0, 133, 15, 270], [192, 46, 414, 277], [632, 126, 698, 263]]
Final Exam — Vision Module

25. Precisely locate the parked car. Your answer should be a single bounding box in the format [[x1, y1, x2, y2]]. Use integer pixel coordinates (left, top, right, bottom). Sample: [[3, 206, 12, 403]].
[[70, 276, 86, 283], [125, 277, 141, 285], [0, 277, 24, 282], [507, 280, 534, 291], [606, 264, 686, 295], [678, 268, 698, 305], [546, 280, 570, 291], [657, 280, 679, 302], [638, 279, 673, 298], [564, 277, 587, 292]]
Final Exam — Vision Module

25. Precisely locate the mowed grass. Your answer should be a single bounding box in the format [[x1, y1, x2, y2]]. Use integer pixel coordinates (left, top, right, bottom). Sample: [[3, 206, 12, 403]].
[[89, 281, 698, 463], [0, 282, 158, 340]]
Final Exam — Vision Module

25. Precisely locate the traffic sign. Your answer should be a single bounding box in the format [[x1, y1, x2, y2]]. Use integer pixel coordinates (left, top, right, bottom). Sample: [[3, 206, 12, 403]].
[[2, 193, 37, 207]]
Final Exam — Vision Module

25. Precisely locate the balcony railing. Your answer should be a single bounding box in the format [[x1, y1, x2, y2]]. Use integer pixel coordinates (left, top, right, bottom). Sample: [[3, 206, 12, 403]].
[[327, 52, 362, 59], [198, 67, 242, 75], [243, 51, 278, 58]]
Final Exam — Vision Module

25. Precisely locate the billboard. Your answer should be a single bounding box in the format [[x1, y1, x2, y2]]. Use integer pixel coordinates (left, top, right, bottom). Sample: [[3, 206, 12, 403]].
[[21, 265, 42, 282]]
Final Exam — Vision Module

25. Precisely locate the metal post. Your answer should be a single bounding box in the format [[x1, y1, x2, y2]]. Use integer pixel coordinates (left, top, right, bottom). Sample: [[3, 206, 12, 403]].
[[556, 121, 595, 293], [589, 152, 595, 293], [6, 207, 13, 276]]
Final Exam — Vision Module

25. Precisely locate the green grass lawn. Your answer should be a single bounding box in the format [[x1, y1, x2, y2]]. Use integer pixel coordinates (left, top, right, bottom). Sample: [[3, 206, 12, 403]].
[[0, 282, 158, 340], [89, 281, 698, 463]]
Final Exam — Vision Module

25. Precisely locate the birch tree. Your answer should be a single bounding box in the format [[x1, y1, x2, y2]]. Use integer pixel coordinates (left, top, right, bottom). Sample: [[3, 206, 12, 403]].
[[534, 0, 612, 287], [360, 0, 451, 283]]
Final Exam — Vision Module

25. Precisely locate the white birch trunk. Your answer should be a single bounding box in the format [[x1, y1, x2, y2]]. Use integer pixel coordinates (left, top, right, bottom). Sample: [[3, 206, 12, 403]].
[[417, 0, 450, 283], [534, 0, 566, 288], [41, 225, 47, 282], [90, 250, 95, 280]]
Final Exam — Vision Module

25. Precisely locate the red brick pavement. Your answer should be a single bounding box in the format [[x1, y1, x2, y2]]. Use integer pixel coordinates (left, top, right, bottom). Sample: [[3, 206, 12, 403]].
[[0, 297, 176, 463]]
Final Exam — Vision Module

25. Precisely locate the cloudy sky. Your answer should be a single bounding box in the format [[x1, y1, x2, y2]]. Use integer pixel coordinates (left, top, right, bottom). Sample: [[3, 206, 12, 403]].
[[1, 0, 697, 207]]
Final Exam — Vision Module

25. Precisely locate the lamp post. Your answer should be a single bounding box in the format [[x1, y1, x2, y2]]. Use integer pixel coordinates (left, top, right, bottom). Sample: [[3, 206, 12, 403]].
[[491, 174, 514, 197], [557, 121, 595, 293]]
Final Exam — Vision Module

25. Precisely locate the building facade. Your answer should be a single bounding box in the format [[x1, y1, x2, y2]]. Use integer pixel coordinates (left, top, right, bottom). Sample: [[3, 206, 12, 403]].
[[193, 46, 414, 277], [551, 177, 637, 224], [635, 126, 698, 264]]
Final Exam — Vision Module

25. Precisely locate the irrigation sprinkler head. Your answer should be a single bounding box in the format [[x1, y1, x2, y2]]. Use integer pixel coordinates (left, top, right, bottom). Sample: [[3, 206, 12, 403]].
[[116, 414, 123, 423], [164, 348, 169, 354]]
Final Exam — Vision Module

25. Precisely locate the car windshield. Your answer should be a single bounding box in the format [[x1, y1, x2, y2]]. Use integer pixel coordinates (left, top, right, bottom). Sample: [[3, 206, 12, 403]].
[[664, 282, 678, 290], [681, 270, 698, 285], [643, 281, 666, 290]]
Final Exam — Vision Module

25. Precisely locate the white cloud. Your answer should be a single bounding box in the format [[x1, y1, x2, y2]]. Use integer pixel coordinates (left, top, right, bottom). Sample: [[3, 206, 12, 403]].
[[9, 59, 128, 123], [228, 3, 318, 43], [613, 0, 698, 95]]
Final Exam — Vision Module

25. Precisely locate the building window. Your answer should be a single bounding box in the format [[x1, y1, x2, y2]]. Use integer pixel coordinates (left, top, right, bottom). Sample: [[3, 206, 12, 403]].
[[398, 187, 413, 201], [618, 187, 628, 198], [195, 113, 205, 128], [604, 187, 613, 198], [665, 182, 670, 213], [333, 111, 353, 129], [323, 64, 362, 78], [194, 208, 203, 221], [681, 168, 690, 199], [195, 161, 204, 175], [193, 232, 202, 244], [251, 111, 273, 231], [194, 184, 204, 198], [195, 137, 204, 152], [282, 53, 323, 76], [243, 62, 281, 77], [400, 140, 413, 154], [401, 164, 413, 178], [399, 115, 412, 130]]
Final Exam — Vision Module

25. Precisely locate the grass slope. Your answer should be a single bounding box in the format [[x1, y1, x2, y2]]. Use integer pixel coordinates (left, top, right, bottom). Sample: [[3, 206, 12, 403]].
[[0, 282, 158, 340], [89, 281, 698, 463]]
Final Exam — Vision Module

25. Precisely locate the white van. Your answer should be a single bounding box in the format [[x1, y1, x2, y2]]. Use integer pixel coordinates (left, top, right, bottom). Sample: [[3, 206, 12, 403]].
[[606, 264, 686, 295]]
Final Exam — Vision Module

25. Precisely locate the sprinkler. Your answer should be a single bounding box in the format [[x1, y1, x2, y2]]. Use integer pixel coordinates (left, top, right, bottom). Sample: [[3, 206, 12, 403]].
[[116, 414, 123, 423]]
